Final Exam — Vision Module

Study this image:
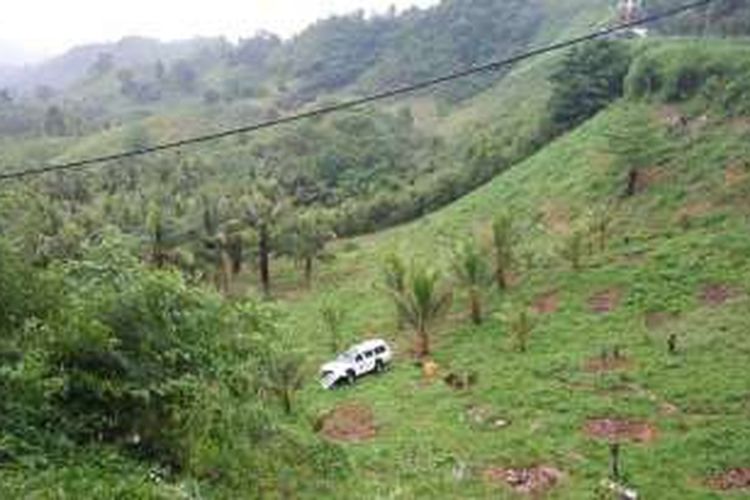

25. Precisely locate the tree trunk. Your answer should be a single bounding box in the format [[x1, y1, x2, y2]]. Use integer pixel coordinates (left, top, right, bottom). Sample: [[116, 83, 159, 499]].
[[625, 168, 640, 197], [304, 256, 313, 288], [470, 289, 482, 325], [258, 224, 270, 297], [219, 250, 231, 296], [609, 443, 621, 481], [495, 264, 507, 290], [230, 237, 243, 275], [416, 326, 430, 359], [282, 389, 292, 415]]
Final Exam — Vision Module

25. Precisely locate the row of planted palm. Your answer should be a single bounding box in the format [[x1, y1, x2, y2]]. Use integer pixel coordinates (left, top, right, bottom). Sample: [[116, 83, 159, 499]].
[[373, 206, 614, 360], [376, 213, 518, 360], [144, 177, 335, 297]]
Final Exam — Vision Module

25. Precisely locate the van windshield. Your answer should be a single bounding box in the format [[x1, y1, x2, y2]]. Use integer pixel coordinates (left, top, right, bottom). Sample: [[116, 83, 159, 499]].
[[336, 349, 357, 362]]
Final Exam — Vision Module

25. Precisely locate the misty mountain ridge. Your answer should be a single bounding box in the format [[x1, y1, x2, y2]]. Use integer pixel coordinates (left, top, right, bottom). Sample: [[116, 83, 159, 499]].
[[0, 36, 232, 90]]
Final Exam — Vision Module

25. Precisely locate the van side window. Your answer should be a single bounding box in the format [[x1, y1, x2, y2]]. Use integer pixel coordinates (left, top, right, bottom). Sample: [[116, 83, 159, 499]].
[[355, 355, 363, 362], [365, 351, 374, 358], [375, 346, 385, 354]]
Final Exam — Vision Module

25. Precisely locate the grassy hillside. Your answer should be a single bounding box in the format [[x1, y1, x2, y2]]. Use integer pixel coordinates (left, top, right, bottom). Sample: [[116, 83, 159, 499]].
[[2, 12, 750, 499], [272, 43, 750, 498]]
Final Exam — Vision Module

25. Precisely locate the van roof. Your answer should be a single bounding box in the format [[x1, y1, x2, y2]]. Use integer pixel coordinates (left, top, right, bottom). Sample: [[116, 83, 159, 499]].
[[354, 339, 387, 350]]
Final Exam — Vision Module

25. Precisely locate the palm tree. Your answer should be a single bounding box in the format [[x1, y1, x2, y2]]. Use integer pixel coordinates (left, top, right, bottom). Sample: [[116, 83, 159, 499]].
[[242, 180, 285, 297], [505, 306, 534, 353], [198, 195, 239, 295], [588, 205, 613, 253], [382, 252, 407, 328], [289, 211, 333, 288], [391, 264, 452, 359], [560, 229, 585, 271], [492, 213, 517, 290], [258, 348, 305, 415], [145, 200, 174, 269], [452, 240, 492, 325]]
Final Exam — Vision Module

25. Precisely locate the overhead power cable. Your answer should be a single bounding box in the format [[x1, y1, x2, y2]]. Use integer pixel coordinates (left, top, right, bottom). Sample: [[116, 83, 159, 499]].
[[0, 0, 714, 182]]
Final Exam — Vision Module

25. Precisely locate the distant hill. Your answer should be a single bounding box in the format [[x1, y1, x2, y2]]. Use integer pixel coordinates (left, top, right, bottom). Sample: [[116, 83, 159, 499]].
[[1, 36, 229, 91]]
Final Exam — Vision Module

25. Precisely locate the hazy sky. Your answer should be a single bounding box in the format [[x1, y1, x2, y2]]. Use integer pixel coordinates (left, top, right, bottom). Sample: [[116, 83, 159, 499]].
[[0, 0, 438, 61]]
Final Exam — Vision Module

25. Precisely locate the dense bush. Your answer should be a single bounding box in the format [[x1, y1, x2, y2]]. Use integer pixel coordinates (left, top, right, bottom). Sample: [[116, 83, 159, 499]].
[[649, 0, 750, 36], [548, 40, 633, 130], [0, 235, 349, 495], [625, 42, 750, 116]]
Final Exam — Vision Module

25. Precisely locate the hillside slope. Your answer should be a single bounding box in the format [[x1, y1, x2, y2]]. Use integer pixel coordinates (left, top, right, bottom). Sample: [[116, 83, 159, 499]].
[[280, 41, 750, 498]]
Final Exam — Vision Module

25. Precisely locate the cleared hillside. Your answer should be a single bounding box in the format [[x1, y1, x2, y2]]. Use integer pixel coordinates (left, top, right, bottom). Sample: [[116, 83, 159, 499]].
[[275, 41, 750, 498], [1, 9, 750, 499]]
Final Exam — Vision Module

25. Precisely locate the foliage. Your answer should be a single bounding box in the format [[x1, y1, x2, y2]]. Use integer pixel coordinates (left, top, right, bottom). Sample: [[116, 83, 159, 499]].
[[0, 234, 348, 496], [390, 263, 452, 359], [360, 0, 546, 101], [491, 212, 518, 290], [625, 42, 750, 117], [255, 336, 306, 415], [549, 40, 632, 130], [282, 210, 334, 287], [382, 252, 408, 329], [503, 305, 535, 353], [649, 0, 750, 36], [243, 179, 287, 296], [560, 228, 586, 271], [587, 204, 614, 253], [602, 104, 666, 197], [319, 296, 346, 354], [451, 239, 491, 325], [3, 12, 750, 499]]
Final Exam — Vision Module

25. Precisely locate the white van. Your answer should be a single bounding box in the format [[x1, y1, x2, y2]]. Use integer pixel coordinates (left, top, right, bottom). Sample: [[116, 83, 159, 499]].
[[319, 339, 392, 389]]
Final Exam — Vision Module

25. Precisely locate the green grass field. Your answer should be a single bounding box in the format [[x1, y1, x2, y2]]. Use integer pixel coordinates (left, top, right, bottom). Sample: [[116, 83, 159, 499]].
[[267, 99, 750, 498], [2, 38, 750, 499]]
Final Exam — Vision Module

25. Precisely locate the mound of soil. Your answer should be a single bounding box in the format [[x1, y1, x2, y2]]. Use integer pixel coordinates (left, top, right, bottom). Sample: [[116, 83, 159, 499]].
[[533, 291, 559, 314], [584, 418, 657, 443], [707, 468, 750, 490], [445, 371, 478, 391], [584, 356, 632, 373], [319, 403, 376, 442], [588, 288, 621, 314], [484, 465, 563, 494], [725, 163, 748, 187], [645, 311, 678, 330], [700, 284, 733, 307]]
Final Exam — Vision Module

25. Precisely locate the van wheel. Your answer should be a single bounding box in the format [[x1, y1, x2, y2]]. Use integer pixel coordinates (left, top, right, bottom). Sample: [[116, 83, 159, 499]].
[[347, 370, 356, 385], [375, 360, 385, 373]]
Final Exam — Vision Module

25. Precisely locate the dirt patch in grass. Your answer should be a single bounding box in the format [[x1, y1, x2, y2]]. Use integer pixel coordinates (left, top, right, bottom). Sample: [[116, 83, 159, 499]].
[[707, 468, 750, 491], [584, 418, 657, 443], [584, 356, 632, 373], [645, 311, 678, 330], [533, 291, 559, 314], [676, 201, 713, 225], [634, 166, 667, 193], [657, 105, 685, 127], [588, 288, 621, 314], [700, 284, 734, 307], [484, 465, 563, 494], [725, 162, 749, 187], [730, 117, 750, 134], [319, 403, 376, 442], [541, 202, 571, 235]]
